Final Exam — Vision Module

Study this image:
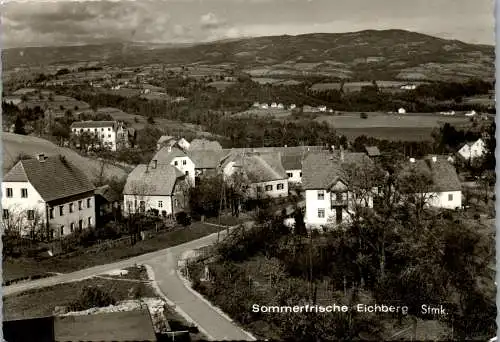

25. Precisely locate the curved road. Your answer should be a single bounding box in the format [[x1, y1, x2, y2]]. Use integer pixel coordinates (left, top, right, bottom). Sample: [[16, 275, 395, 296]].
[[4, 229, 256, 341]]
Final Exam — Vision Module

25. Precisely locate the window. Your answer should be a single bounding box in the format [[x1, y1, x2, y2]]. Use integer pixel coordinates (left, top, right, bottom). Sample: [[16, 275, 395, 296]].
[[70, 223, 75, 233], [87, 198, 92, 208], [6, 188, 13, 198], [174, 198, 179, 207], [3, 209, 9, 219], [300, 172, 302, 177], [158, 201, 163, 208], [21, 188, 28, 198], [174, 161, 178, 166], [49, 208, 54, 219], [88, 217, 92, 226], [69, 203, 74, 213], [182, 160, 187, 165], [448, 193, 453, 201], [185, 171, 189, 176], [59, 206, 64, 216], [318, 208, 325, 218], [108, 128, 111, 131], [60, 226, 64, 236], [101, 128, 104, 131], [318, 190, 325, 200], [101, 135, 105, 138], [265, 185, 273, 191], [108, 134, 111, 138], [139, 201, 145, 212], [27, 210, 35, 220], [277, 183, 284, 190], [287, 172, 293, 178], [78, 200, 83, 210], [78, 220, 83, 231]]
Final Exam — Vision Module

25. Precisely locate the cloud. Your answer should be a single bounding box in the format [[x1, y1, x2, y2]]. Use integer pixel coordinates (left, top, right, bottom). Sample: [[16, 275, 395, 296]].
[[200, 12, 226, 30]]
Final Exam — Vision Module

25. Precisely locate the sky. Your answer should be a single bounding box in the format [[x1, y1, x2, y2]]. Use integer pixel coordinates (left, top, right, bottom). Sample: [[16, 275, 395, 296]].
[[1, 0, 496, 49]]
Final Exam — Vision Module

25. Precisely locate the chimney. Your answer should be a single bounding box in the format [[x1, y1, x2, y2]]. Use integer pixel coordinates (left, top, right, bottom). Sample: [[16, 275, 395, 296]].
[[152, 160, 157, 169], [37, 153, 46, 162], [410, 158, 416, 163], [432, 156, 437, 163]]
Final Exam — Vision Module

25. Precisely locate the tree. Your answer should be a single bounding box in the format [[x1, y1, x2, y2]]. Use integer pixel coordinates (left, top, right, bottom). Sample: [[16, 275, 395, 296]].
[[14, 115, 26, 135]]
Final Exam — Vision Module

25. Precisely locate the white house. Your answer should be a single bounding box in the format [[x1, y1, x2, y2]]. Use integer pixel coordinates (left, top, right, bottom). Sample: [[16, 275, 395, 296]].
[[70, 121, 126, 151], [400, 156, 462, 210], [152, 146, 196, 186], [177, 138, 190, 150], [318, 106, 327, 112], [221, 152, 288, 199], [400, 84, 417, 90], [458, 138, 487, 161], [277, 103, 284, 109], [289, 104, 296, 110], [398, 107, 407, 114], [281, 153, 305, 183], [2, 154, 96, 239], [465, 110, 477, 117], [260, 104, 269, 109], [123, 162, 188, 218], [302, 150, 375, 229], [253, 102, 260, 108], [271, 102, 278, 108]]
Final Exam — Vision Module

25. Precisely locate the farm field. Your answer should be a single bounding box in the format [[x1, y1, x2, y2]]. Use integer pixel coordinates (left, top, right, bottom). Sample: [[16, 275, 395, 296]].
[[314, 112, 471, 141], [310, 81, 428, 92], [233, 108, 291, 118], [2, 133, 130, 182], [208, 81, 236, 91], [18, 95, 90, 112]]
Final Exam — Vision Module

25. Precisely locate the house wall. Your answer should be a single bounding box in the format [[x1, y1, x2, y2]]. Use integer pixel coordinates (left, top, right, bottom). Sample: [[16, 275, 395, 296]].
[[2, 181, 47, 237], [171, 156, 196, 186], [427, 190, 462, 209], [304, 189, 374, 229], [71, 125, 118, 151], [123, 194, 173, 216], [458, 140, 486, 160], [250, 179, 288, 199], [286, 169, 302, 183], [48, 195, 96, 237]]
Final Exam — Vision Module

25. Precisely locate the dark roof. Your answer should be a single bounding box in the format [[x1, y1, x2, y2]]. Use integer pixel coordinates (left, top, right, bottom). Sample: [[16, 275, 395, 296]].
[[54, 309, 157, 342], [70, 121, 117, 129], [152, 146, 189, 164], [189, 138, 223, 151], [365, 146, 381, 157], [4, 316, 55, 342], [188, 150, 229, 169], [95, 184, 121, 203], [302, 151, 373, 189], [124, 163, 184, 196], [3, 155, 95, 202], [401, 157, 461, 192], [222, 145, 324, 155], [281, 153, 305, 170]]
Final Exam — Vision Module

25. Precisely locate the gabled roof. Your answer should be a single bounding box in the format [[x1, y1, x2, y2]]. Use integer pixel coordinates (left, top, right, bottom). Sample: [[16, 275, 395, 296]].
[[70, 121, 117, 129], [3, 155, 95, 202], [281, 153, 305, 170], [231, 152, 287, 183], [189, 138, 223, 151], [95, 185, 121, 203], [157, 135, 174, 145], [152, 146, 189, 165], [188, 150, 229, 169], [302, 151, 373, 190], [401, 158, 461, 192], [365, 146, 381, 157], [123, 163, 184, 196]]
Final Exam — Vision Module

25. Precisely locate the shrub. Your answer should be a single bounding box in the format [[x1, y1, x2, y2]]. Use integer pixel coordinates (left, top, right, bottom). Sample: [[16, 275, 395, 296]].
[[360, 112, 368, 119], [70, 286, 116, 311], [176, 212, 192, 226]]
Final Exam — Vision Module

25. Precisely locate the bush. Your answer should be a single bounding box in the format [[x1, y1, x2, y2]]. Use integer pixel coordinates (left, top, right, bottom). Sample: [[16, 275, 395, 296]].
[[360, 112, 368, 119], [176, 212, 192, 226], [70, 286, 116, 311]]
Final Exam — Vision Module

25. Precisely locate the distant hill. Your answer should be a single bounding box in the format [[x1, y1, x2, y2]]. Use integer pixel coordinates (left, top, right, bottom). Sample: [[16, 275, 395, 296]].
[[2, 29, 495, 81], [2, 133, 131, 184]]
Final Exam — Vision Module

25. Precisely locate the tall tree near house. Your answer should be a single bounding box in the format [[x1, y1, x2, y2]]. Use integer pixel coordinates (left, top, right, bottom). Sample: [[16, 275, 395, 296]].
[[396, 167, 436, 221], [14, 115, 26, 135]]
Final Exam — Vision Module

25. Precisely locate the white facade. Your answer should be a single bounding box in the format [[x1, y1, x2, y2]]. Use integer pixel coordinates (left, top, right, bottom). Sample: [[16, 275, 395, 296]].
[[2, 181, 95, 238], [426, 190, 462, 210], [286, 169, 302, 183], [71, 124, 118, 151], [177, 138, 190, 151], [304, 185, 374, 229], [171, 156, 196, 186], [251, 179, 288, 199], [398, 108, 406, 114], [458, 139, 486, 161], [123, 194, 173, 216]]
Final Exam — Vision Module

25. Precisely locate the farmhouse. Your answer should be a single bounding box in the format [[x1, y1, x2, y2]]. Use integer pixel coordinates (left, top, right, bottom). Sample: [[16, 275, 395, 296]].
[[156, 135, 176, 151], [188, 150, 230, 180], [189, 138, 223, 151], [2, 154, 96, 238], [152, 146, 196, 186], [365, 146, 381, 158], [222, 152, 289, 199], [281, 153, 306, 183], [398, 107, 407, 114], [70, 120, 128, 151], [302, 150, 375, 229], [399, 156, 462, 210], [123, 161, 189, 218], [457, 138, 487, 161]]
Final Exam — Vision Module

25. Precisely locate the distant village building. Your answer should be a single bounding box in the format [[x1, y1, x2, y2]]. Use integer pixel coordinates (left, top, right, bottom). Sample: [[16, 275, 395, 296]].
[[400, 84, 417, 90], [282, 153, 305, 183], [465, 110, 477, 117], [398, 107, 407, 114], [70, 121, 128, 151], [318, 106, 327, 112], [152, 146, 196, 186], [277, 103, 284, 109], [2, 154, 96, 238], [260, 104, 269, 109], [3, 96, 22, 106], [289, 104, 296, 110], [271, 102, 278, 108], [253, 102, 260, 108], [457, 138, 487, 161]]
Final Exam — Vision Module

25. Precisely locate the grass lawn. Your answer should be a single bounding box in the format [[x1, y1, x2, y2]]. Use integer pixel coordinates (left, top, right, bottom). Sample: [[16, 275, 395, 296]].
[[3, 222, 227, 283], [3, 265, 155, 320], [336, 127, 435, 141]]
